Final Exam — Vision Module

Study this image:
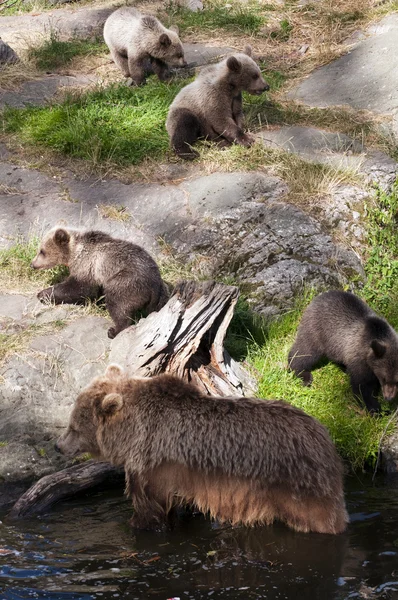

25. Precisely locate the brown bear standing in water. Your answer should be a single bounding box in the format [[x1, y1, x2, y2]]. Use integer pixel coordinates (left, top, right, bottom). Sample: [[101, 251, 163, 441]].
[[55, 364, 348, 535], [288, 290, 398, 413], [31, 227, 168, 339], [166, 46, 270, 160], [103, 7, 186, 86]]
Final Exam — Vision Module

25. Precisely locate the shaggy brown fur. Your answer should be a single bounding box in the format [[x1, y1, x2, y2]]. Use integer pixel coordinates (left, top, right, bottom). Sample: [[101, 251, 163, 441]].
[[103, 7, 186, 85], [288, 291, 398, 413], [31, 227, 168, 339], [166, 46, 270, 160], [56, 365, 348, 534]]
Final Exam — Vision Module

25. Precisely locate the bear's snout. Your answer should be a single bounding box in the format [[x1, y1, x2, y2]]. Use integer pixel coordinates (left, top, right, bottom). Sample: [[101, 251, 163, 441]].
[[382, 384, 398, 402]]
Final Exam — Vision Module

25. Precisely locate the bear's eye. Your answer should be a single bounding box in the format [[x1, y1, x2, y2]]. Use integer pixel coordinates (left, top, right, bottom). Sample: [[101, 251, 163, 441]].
[[39, 250, 46, 256], [176, 52, 183, 58], [252, 73, 259, 80]]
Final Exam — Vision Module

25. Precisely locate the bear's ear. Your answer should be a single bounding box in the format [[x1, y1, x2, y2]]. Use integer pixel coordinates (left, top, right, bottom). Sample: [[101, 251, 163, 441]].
[[371, 340, 386, 358], [101, 393, 123, 416], [227, 56, 241, 73], [141, 15, 158, 30], [105, 364, 124, 381], [169, 24, 179, 34], [243, 45, 252, 57], [54, 228, 70, 246], [159, 33, 171, 47]]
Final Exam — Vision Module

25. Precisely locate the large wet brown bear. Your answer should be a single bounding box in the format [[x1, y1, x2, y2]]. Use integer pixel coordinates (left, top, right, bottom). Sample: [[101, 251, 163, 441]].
[[103, 7, 186, 85], [166, 46, 270, 159], [288, 290, 398, 413], [55, 364, 348, 534], [31, 227, 168, 339]]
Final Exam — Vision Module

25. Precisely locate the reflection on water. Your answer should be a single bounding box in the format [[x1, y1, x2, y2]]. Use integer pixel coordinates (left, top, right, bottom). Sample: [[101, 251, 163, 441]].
[[1, 476, 398, 599]]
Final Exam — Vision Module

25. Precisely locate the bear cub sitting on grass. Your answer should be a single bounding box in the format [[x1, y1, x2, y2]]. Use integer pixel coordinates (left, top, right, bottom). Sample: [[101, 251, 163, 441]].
[[166, 46, 270, 160], [288, 290, 398, 413], [31, 227, 168, 339], [104, 7, 186, 86], [56, 364, 348, 535]]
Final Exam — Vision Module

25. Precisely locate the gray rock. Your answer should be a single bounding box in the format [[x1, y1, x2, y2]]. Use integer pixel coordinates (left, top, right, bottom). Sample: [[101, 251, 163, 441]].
[[0, 74, 98, 109], [175, 0, 203, 11], [0, 305, 111, 484], [0, 38, 19, 66], [161, 173, 364, 316], [381, 431, 398, 474], [287, 14, 398, 138]]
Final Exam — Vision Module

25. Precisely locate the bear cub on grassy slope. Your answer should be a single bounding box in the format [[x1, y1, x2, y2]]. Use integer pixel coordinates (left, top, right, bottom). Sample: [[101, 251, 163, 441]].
[[166, 46, 270, 160], [31, 228, 168, 339], [288, 290, 398, 413], [56, 364, 348, 535], [104, 7, 186, 86]]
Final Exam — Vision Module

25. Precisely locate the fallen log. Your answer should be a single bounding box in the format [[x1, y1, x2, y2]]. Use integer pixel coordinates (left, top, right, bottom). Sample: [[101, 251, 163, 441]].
[[9, 460, 124, 519], [9, 281, 256, 518]]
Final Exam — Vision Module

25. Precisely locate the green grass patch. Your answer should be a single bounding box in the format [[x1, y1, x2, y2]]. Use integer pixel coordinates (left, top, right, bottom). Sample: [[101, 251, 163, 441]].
[[163, 0, 265, 35], [246, 295, 392, 472], [29, 33, 107, 71], [362, 181, 398, 313], [1, 79, 187, 166], [0, 236, 67, 291]]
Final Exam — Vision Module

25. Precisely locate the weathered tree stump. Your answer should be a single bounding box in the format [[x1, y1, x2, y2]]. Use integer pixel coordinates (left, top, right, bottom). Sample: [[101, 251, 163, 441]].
[[9, 281, 256, 518]]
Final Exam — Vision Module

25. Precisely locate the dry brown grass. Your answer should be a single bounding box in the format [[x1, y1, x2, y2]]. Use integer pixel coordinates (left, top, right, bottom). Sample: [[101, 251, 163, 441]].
[[97, 203, 131, 222]]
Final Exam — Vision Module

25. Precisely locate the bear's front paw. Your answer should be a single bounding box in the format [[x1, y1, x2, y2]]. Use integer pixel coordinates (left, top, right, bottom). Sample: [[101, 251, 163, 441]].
[[37, 287, 54, 303], [107, 326, 116, 339], [240, 133, 256, 147], [301, 371, 313, 387]]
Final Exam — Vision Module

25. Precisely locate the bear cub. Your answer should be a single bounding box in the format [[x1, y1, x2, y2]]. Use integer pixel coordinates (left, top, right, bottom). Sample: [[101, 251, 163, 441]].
[[288, 290, 398, 413], [56, 364, 348, 535], [166, 46, 270, 160], [103, 7, 186, 86], [31, 227, 168, 339]]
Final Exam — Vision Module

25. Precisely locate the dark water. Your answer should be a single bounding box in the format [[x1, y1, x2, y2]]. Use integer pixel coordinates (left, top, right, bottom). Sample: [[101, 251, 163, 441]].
[[1, 476, 398, 600]]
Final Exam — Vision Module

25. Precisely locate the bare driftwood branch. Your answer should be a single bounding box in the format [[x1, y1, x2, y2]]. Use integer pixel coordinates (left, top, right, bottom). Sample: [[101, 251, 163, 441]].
[[9, 281, 256, 518], [9, 460, 124, 519]]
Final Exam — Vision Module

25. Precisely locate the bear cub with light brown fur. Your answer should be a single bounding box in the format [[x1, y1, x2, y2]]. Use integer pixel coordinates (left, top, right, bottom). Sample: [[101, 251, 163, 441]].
[[104, 7, 186, 86], [56, 364, 348, 535], [31, 228, 168, 339], [166, 46, 270, 160], [288, 290, 398, 413]]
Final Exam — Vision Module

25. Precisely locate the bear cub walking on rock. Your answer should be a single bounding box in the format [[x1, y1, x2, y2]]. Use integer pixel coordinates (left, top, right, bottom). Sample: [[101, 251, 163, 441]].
[[104, 7, 186, 85], [56, 364, 348, 535], [32, 227, 168, 339], [166, 46, 270, 160], [288, 290, 398, 413]]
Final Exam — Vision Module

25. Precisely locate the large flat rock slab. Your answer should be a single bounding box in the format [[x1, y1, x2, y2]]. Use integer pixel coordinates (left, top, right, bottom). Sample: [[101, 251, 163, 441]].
[[0, 5, 114, 47], [287, 14, 398, 134], [0, 74, 98, 109]]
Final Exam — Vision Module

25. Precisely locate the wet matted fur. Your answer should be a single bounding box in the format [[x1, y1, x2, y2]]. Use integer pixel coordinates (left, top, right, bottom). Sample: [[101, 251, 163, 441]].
[[56, 364, 348, 534]]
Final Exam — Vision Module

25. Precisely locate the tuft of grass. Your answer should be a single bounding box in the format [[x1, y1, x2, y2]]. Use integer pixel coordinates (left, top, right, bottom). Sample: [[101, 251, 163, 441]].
[[197, 140, 358, 206], [0, 321, 65, 366], [1, 79, 187, 167], [28, 33, 107, 72], [0, 237, 67, 292], [97, 204, 131, 222], [0, 441, 8, 448], [163, 0, 265, 36]]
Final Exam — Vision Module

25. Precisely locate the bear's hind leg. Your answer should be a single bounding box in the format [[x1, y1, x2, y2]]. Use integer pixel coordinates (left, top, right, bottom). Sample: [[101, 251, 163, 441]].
[[170, 108, 203, 160]]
